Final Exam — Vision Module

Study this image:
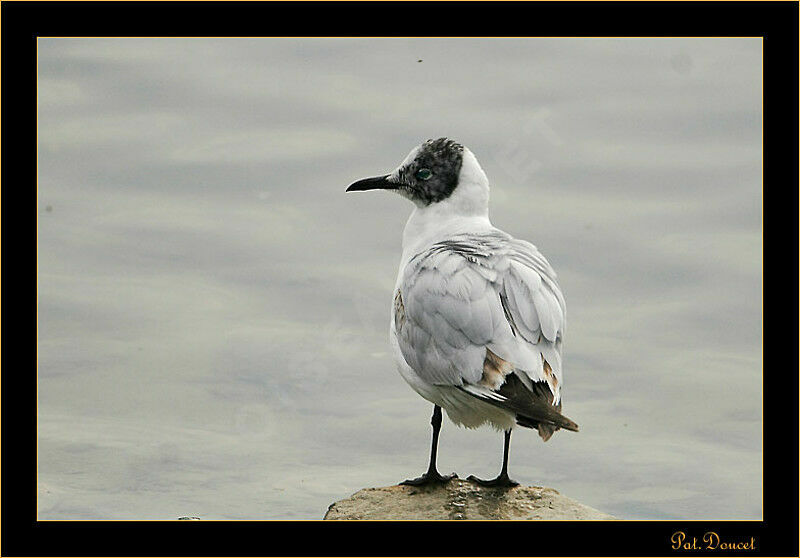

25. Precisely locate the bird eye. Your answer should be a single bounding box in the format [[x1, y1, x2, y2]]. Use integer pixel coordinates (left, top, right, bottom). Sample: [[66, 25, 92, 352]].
[[415, 168, 433, 180]]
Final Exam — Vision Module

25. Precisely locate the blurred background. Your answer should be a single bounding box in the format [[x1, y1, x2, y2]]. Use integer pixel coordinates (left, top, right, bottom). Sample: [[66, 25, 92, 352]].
[[37, 38, 762, 520]]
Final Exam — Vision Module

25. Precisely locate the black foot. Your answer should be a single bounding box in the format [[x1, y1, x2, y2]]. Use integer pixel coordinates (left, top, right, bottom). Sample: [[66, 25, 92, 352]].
[[467, 473, 519, 488], [400, 471, 458, 486]]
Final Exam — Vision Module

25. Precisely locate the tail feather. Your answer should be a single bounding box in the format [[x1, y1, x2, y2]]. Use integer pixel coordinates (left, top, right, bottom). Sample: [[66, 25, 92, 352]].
[[514, 399, 579, 437], [517, 405, 579, 432], [460, 373, 579, 441], [516, 413, 576, 441]]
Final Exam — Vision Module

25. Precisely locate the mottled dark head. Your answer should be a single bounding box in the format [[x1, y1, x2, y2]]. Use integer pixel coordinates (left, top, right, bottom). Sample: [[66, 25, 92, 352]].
[[394, 138, 465, 204], [347, 138, 466, 206]]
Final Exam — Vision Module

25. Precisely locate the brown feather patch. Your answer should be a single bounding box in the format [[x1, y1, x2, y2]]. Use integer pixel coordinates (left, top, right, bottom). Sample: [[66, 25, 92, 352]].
[[479, 348, 514, 390], [543, 359, 558, 393], [393, 290, 405, 332]]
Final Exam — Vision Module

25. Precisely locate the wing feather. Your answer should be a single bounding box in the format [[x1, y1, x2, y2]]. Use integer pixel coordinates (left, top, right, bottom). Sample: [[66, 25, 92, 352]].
[[395, 230, 567, 407]]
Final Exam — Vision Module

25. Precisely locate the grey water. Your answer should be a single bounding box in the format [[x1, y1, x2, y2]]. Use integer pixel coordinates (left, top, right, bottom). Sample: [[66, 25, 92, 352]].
[[37, 38, 762, 520]]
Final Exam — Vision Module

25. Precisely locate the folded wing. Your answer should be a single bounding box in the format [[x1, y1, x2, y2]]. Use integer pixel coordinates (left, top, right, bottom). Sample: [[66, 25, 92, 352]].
[[395, 231, 576, 438]]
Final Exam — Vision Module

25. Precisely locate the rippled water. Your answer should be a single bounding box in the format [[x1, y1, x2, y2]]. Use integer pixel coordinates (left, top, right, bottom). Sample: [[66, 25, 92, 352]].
[[37, 38, 761, 520]]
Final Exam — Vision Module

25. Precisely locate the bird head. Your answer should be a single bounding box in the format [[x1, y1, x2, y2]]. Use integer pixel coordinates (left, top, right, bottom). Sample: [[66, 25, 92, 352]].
[[347, 138, 489, 214]]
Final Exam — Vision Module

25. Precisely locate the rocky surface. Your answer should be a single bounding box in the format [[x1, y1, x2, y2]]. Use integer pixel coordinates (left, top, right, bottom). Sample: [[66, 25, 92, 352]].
[[324, 478, 615, 520]]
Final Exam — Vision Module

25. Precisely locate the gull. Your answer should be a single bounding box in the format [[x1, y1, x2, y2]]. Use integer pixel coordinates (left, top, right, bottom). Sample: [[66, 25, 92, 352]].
[[347, 138, 578, 487]]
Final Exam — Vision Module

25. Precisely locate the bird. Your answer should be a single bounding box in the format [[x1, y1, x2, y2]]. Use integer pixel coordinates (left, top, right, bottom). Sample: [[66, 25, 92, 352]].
[[346, 138, 578, 487]]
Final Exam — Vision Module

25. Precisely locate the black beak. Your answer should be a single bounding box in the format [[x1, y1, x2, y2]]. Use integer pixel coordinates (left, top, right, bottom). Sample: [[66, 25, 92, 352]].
[[346, 174, 398, 192]]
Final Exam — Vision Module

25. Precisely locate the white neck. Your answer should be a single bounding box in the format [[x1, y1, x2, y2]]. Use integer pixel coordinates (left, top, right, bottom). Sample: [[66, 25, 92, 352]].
[[400, 148, 493, 264]]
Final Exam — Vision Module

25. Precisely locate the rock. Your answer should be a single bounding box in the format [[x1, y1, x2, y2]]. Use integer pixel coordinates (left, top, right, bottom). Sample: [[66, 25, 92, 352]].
[[323, 478, 615, 520]]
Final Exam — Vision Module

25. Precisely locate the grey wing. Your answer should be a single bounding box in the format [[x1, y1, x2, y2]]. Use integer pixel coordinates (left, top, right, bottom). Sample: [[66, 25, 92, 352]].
[[500, 237, 567, 404], [395, 234, 566, 395], [395, 231, 566, 398], [395, 245, 509, 386], [395, 234, 575, 436]]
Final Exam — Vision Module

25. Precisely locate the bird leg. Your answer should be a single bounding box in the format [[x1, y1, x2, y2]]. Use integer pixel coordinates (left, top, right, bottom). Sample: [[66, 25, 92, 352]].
[[467, 429, 519, 487], [400, 405, 458, 486]]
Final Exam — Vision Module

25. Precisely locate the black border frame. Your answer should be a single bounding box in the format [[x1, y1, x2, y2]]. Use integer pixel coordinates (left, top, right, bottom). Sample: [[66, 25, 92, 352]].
[[5, 1, 797, 556]]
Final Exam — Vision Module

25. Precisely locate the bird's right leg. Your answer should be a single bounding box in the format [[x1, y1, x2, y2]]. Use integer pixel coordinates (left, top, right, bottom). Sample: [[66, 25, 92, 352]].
[[400, 405, 458, 486], [467, 429, 520, 487]]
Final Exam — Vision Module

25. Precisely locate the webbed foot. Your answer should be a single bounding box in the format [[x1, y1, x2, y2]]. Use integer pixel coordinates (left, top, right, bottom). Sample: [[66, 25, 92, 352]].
[[400, 470, 458, 486], [466, 473, 519, 488]]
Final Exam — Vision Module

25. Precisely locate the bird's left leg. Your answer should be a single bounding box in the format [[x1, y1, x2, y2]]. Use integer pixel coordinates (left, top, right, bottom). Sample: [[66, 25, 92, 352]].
[[400, 405, 458, 486], [467, 429, 520, 487]]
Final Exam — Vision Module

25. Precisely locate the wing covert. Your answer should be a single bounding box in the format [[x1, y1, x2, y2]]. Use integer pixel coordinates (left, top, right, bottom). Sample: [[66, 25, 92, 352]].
[[394, 231, 566, 403]]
